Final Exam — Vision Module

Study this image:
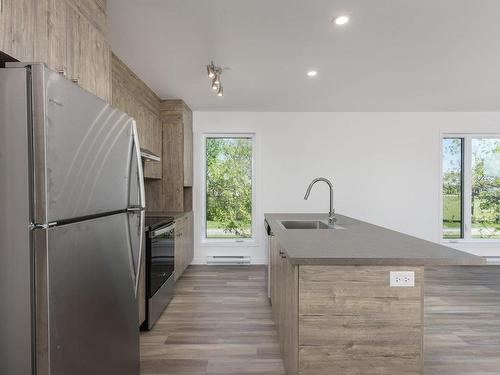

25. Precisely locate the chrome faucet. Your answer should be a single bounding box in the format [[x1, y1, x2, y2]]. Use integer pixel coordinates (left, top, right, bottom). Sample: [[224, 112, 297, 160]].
[[304, 177, 336, 226]]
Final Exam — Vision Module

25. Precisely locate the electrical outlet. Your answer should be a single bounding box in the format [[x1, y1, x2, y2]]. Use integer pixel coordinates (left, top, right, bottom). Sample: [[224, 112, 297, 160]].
[[390, 271, 415, 287]]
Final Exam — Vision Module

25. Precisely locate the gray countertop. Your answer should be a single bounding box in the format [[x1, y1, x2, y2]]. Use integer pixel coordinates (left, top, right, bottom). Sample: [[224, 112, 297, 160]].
[[265, 213, 486, 266]]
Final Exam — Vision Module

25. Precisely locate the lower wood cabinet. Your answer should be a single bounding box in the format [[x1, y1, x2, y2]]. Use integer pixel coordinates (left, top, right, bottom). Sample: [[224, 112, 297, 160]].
[[270, 240, 424, 375], [174, 212, 194, 281]]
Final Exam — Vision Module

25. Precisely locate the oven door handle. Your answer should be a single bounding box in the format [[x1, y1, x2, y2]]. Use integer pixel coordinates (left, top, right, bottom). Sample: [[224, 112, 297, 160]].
[[151, 223, 175, 238]]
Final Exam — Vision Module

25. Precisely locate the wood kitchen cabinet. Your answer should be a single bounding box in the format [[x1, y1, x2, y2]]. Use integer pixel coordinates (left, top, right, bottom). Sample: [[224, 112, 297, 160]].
[[269, 236, 299, 375], [0, 0, 36, 62], [138, 99, 194, 212], [111, 54, 162, 179], [159, 99, 193, 188], [269, 238, 424, 375], [66, 1, 110, 102], [0, 0, 111, 102], [156, 100, 193, 212], [174, 212, 194, 281]]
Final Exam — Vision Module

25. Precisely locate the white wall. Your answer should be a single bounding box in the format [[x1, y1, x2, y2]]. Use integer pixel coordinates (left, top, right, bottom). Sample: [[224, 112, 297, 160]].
[[193, 112, 500, 264]]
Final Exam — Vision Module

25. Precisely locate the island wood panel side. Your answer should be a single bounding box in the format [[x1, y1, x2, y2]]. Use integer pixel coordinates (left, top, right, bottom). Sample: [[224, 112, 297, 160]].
[[270, 238, 298, 375], [282, 251, 298, 375], [298, 266, 424, 375]]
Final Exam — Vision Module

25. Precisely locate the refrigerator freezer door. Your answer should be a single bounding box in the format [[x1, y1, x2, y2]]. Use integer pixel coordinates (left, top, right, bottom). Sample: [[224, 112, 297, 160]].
[[33, 66, 136, 223], [0, 68, 33, 375], [42, 213, 140, 375]]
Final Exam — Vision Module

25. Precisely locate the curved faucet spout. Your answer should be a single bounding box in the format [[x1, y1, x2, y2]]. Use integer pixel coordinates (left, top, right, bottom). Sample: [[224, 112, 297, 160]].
[[304, 177, 336, 225]]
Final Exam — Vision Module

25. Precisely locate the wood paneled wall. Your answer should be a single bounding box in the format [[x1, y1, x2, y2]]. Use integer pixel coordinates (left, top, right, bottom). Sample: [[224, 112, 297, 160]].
[[0, 0, 111, 101], [111, 53, 162, 180]]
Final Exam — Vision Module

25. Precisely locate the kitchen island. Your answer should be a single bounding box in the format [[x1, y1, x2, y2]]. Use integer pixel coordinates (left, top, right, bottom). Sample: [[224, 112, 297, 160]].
[[264, 213, 485, 375]]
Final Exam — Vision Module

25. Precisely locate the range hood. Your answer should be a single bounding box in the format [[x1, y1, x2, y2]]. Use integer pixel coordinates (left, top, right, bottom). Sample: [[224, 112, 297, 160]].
[[140, 148, 161, 162]]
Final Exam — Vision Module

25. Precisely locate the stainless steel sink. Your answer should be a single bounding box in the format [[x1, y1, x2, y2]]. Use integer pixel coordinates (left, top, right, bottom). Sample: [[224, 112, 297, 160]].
[[278, 220, 344, 230]]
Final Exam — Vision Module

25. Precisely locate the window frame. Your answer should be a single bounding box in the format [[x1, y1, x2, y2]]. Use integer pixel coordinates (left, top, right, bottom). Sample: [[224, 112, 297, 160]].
[[440, 133, 500, 243], [200, 133, 257, 246]]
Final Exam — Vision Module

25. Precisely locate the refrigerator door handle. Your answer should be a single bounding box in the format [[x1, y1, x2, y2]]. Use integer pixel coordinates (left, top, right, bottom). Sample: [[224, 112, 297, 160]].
[[131, 120, 146, 210], [134, 210, 145, 298], [129, 119, 145, 298], [127, 207, 143, 212]]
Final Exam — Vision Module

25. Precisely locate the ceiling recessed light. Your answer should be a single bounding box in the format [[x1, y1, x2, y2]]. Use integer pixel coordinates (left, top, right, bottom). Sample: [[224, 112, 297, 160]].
[[307, 70, 318, 77], [333, 15, 349, 25]]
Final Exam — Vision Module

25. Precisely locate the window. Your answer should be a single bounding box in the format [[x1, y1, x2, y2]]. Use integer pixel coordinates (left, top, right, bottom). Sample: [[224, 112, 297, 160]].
[[203, 134, 255, 241], [442, 135, 500, 240]]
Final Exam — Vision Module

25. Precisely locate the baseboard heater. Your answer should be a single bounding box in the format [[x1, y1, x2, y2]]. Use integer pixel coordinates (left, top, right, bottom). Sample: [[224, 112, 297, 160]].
[[207, 255, 251, 265], [486, 257, 500, 264]]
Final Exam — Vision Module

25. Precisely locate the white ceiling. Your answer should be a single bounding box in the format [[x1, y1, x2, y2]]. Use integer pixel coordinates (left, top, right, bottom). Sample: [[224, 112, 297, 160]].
[[108, 0, 500, 112]]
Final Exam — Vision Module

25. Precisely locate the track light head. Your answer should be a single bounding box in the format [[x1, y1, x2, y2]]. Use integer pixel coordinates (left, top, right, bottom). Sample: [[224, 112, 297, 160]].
[[217, 86, 224, 97], [211, 77, 219, 90], [207, 63, 216, 78]]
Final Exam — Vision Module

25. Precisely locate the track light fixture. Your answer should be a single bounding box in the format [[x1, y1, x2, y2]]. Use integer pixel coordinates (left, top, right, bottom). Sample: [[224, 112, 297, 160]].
[[206, 61, 225, 97]]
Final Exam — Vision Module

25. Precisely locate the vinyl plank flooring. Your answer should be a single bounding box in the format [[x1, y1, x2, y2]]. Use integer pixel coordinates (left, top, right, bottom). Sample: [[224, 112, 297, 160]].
[[141, 265, 500, 375], [140, 265, 285, 375], [424, 266, 500, 375]]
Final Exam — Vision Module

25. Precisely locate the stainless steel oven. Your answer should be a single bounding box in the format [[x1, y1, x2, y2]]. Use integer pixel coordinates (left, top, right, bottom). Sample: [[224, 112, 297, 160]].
[[142, 217, 175, 330]]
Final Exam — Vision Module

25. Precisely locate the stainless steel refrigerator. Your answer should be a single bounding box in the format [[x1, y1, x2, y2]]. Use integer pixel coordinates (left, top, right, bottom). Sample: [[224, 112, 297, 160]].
[[0, 63, 144, 375]]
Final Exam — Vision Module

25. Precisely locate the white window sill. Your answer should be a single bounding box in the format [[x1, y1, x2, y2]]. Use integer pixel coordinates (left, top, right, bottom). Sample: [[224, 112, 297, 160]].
[[442, 239, 500, 245]]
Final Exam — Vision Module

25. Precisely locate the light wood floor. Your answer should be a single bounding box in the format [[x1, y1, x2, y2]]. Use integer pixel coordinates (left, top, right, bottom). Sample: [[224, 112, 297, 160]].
[[424, 266, 500, 375], [140, 266, 285, 375], [141, 265, 500, 375]]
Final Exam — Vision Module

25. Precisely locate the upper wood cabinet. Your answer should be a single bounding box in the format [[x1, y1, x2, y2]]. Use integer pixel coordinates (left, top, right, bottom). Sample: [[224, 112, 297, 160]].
[[148, 99, 193, 212], [0, 0, 111, 102], [161, 100, 193, 188], [183, 109, 193, 187], [111, 54, 162, 180], [0, 0, 36, 62], [140, 99, 193, 212], [66, 1, 110, 102]]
